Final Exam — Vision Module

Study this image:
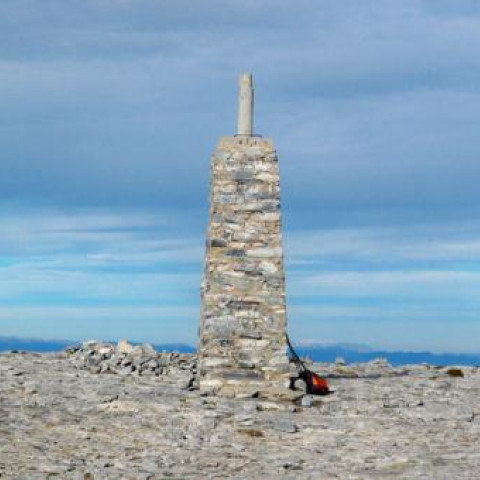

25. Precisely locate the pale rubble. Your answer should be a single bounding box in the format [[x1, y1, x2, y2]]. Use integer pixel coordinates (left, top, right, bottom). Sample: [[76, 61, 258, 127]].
[[66, 340, 196, 389], [1, 348, 479, 479]]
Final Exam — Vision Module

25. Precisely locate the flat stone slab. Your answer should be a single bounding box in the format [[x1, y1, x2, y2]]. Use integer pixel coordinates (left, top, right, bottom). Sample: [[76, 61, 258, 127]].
[[1, 352, 480, 479]]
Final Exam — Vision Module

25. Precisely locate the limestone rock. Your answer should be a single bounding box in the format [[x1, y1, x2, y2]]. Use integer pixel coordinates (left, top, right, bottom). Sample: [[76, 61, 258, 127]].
[[64, 340, 197, 384], [1, 352, 480, 479], [117, 339, 133, 354]]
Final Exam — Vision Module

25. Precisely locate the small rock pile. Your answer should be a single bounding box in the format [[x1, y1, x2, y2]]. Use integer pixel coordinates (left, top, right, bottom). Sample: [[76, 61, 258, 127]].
[[66, 340, 196, 389], [65, 340, 321, 401], [317, 357, 397, 378]]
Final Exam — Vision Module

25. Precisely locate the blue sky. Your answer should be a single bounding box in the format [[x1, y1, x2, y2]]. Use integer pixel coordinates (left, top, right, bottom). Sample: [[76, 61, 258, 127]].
[[1, 0, 480, 352]]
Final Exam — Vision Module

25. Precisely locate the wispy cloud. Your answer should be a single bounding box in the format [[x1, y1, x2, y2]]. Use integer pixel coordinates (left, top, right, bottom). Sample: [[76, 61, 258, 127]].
[[290, 270, 480, 301], [0, 206, 479, 351], [2, 0, 480, 214], [285, 222, 480, 265], [1, 1, 480, 351], [0, 305, 197, 343], [0, 207, 201, 339]]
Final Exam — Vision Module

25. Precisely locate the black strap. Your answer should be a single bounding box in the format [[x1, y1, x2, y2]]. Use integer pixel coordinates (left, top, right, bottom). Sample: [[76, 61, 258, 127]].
[[286, 333, 306, 374]]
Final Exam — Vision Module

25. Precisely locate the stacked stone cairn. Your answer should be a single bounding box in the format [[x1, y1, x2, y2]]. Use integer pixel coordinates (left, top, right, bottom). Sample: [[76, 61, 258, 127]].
[[67, 340, 196, 390], [70, 75, 295, 399], [198, 74, 290, 396]]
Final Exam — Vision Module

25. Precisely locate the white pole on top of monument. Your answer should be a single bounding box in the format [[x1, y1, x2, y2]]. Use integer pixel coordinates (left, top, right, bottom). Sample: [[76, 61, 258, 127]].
[[237, 72, 254, 136]]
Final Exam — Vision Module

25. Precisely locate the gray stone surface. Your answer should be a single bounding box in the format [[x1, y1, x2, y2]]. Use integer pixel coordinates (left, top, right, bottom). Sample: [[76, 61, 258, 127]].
[[199, 135, 289, 394], [1, 351, 479, 479], [65, 340, 196, 384]]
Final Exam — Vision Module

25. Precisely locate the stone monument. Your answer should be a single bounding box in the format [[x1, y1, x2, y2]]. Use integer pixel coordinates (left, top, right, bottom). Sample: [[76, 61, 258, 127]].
[[198, 73, 290, 395]]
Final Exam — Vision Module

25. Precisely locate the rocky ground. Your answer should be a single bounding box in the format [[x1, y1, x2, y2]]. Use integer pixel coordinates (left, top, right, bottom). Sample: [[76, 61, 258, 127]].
[[1, 343, 479, 479]]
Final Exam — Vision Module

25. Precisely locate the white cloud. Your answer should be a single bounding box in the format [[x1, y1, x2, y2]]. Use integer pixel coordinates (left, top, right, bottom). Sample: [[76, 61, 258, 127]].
[[290, 270, 480, 298], [1, 1, 480, 351], [285, 221, 480, 264], [0, 265, 198, 300], [0, 207, 201, 304]]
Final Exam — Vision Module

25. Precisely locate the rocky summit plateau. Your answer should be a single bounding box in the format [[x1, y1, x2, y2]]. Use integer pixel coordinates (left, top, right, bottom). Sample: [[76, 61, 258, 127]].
[[1, 341, 479, 479]]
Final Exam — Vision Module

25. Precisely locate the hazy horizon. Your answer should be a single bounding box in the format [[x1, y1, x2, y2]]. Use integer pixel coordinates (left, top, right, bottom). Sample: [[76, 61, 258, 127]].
[[2, 333, 480, 357]]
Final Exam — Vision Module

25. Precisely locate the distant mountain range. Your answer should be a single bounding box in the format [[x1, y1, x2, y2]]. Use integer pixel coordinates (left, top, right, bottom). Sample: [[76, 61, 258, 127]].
[[294, 342, 480, 367], [1, 336, 479, 366]]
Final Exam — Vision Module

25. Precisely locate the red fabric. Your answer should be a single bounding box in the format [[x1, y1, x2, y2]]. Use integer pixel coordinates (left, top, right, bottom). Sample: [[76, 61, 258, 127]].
[[310, 372, 329, 395]]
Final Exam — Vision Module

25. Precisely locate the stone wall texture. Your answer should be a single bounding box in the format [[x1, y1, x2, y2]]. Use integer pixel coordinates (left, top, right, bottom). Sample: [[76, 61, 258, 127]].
[[199, 135, 289, 394]]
